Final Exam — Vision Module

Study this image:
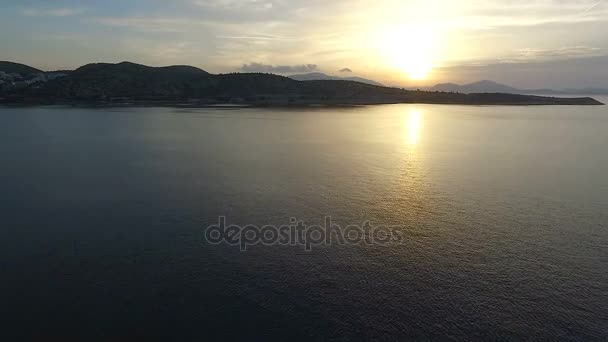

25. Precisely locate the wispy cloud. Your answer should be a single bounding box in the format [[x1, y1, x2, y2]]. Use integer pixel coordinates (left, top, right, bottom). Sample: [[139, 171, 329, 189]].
[[31, 33, 88, 41], [217, 34, 289, 40], [514, 46, 605, 60], [94, 17, 212, 33], [240, 62, 318, 73], [441, 46, 607, 67], [584, 0, 605, 12], [193, 0, 274, 10], [22, 7, 86, 17]]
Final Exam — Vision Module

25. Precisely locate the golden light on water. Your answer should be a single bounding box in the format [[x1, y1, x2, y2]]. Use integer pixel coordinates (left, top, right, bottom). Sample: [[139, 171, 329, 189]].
[[404, 109, 423, 146]]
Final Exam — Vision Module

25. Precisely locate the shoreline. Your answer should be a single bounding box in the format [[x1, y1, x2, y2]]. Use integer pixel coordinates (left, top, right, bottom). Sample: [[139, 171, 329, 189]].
[[0, 97, 604, 108]]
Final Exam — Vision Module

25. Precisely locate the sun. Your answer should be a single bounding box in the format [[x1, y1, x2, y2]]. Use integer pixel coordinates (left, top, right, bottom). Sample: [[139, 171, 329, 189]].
[[400, 54, 433, 80], [376, 24, 438, 80]]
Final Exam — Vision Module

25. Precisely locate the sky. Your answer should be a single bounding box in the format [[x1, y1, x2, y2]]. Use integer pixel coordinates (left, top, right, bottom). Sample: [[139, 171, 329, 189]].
[[1, 0, 607, 88]]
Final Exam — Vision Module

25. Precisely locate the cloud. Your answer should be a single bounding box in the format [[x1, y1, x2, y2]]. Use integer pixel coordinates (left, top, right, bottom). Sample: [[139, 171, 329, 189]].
[[32, 33, 87, 41], [584, 0, 605, 12], [339, 68, 352, 73], [240, 63, 318, 73], [94, 17, 203, 33], [22, 7, 86, 17], [193, 0, 275, 11], [518, 46, 603, 58], [504, 46, 605, 63], [217, 34, 288, 40]]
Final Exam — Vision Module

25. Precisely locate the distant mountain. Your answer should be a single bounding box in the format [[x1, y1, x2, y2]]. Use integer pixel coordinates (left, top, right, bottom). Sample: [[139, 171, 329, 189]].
[[0, 61, 603, 106], [289, 72, 384, 86], [428, 80, 520, 94], [561, 87, 608, 95], [427, 80, 608, 95], [0, 61, 42, 75]]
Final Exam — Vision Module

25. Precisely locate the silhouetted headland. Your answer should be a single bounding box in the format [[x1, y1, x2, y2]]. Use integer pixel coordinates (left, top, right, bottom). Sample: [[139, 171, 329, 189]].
[[0, 61, 603, 106]]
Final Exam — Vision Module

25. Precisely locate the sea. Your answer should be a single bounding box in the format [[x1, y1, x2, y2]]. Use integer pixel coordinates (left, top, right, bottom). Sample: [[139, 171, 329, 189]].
[[1, 100, 607, 340]]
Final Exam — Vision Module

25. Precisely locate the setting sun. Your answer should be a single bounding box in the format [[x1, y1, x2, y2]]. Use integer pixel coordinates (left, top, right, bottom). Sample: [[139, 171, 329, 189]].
[[376, 24, 438, 80]]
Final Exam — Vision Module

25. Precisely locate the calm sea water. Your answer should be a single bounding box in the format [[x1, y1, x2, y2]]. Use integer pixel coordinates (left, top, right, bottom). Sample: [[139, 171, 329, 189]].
[[1, 102, 607, 340]]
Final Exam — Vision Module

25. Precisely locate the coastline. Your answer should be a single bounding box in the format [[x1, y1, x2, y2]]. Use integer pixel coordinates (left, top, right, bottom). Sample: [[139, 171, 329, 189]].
[[0, 96, 604, 108]]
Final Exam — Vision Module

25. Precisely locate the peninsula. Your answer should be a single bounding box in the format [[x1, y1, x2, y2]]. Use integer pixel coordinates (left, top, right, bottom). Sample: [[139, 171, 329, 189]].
[[0, 61, 603, 106]]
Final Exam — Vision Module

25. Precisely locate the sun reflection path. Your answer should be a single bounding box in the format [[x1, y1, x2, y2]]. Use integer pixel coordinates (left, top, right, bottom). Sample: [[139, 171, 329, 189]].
[[404, 109, 423, 146]]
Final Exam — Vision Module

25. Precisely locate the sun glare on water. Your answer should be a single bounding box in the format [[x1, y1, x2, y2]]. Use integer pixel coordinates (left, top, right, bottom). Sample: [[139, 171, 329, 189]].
[[404, 109, 423, 146]]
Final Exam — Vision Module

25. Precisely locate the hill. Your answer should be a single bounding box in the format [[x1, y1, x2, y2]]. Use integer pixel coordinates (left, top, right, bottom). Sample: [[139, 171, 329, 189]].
[[72, 62, 208, 76], [1, 61, 603, 106], [48, 61, 211, 98], [0, 61, 43, 75], [289, 72, 384, 86]]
